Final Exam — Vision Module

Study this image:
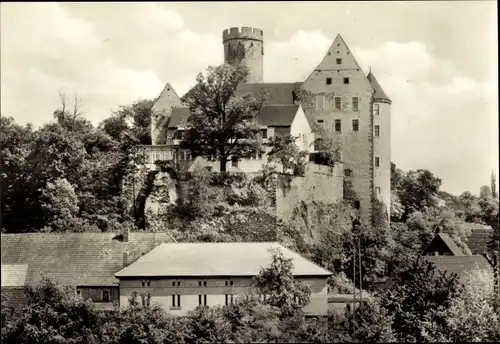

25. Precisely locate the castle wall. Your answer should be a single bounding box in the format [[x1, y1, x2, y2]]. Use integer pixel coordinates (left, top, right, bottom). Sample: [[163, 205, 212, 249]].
[[223, 27, 264, 83], [276, 163, 344, 222]]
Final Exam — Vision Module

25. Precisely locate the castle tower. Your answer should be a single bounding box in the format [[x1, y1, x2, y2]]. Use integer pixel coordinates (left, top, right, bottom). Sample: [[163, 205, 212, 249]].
[[368, 71, 392, 221], [223, 27, 264, 83]]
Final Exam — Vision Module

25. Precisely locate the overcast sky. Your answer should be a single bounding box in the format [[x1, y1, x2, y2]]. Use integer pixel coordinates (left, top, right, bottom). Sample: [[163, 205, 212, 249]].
[[1, 1, 498, 196]]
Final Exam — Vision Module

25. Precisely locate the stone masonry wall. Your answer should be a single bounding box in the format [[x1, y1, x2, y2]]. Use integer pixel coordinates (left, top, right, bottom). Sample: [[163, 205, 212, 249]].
[[276, 163, 344, 222]]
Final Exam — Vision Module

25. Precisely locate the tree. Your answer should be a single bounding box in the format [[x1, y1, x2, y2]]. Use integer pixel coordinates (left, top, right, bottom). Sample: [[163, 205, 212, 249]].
[[331, 298, 397, 343], [40, 177, 79, 232], [422, 269, 500, 342], [380, 258, 463, 342], [311, 124, 342, 168], [398, 169, 442, 219], [251, 247, 311, 319], [492, 171, 498, 199], [0, 116, 34, 231], [266, 134, 308, 175], [1, 278, 105, 344], [181, 64, 265, 172]]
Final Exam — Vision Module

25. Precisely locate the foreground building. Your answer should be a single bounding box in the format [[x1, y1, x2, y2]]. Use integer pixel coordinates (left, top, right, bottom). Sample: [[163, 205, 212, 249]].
[[115, 242, 332, 316], [1, 232, 332, 315], [147, 27, 392, 222]]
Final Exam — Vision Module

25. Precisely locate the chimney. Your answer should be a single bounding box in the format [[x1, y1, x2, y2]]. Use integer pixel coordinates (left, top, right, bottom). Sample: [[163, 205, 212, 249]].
[[123, 226, 130, 242], [123, 252, 128, 267]]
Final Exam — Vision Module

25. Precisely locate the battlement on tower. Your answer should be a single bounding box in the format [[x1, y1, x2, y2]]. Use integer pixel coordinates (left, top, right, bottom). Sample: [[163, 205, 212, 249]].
[[223, 27, 263, 42]]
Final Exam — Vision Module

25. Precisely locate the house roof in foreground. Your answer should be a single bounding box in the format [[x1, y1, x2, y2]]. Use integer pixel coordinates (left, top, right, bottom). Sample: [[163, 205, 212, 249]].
[[1, 232, 173, 286], [461, 223, 494, 255], [423, 255, 492, 280], [115, 242, 332, 278]]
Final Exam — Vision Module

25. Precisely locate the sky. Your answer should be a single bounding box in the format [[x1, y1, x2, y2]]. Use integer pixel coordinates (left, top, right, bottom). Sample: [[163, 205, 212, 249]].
[[1, 1, 498, 196]]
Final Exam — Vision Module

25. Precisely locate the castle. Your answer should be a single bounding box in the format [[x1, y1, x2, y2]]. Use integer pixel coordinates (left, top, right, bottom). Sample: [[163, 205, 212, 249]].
[[145, 27, 391, 223]]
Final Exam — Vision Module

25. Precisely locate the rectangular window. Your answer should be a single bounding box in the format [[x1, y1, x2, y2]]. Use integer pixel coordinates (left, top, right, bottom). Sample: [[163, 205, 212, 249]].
[[198, 294, 202, 306], [374, 125, 380, 137], [76, 290, 81, 298], [177, 281, 180, 287], [343, 77, 350, 84], [352, 97, 359, 111], [142, 281, 145, 287], [225, 294, 229, 306], [376, 187, 381, 194], [204, 294, 207, 306], [316, 96, 325, 111], [231, 158, 238, 168], [326, 77, 332, 85], [102, 290, 110, 302], [335, 119, 341, 133], [225, 281, 228, 286], [172, 281, 176, 287], [344, 169, 352, 177], [198, 281, 202, 287], [352, 119, 359, 132], [373, 103, 379, 116], [260, 129, 267, 138], [375, 157, 380, 167], [171, 294, 181, 308], [203, 281, 207, 287], [230, 281, 233, 286], [334, 97, 341, 110], [336, 58, 342, 64]]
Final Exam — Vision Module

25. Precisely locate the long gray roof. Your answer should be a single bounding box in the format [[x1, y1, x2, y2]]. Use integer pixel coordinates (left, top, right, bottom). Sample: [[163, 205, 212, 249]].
[[116, 242, 332, 278]]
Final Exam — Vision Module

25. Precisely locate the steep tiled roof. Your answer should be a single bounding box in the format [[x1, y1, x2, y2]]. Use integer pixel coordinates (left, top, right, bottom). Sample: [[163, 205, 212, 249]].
[[367, 72, 391, 103], [437, 233, 465, 256], [168, 105, 299, 129], [1, 264, 28, 287], [1, 232, 173, 286], [423, 255, 493, 280], [258, 105, 299, 127], [461, 223, 494, 255], [116, 242, 332, 278], [235, 83, 301, 105], [168, 107, 190, 128]]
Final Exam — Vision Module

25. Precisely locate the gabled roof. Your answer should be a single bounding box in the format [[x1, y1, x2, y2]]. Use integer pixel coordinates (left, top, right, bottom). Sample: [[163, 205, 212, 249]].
[[151, 82, 182, 114], [1, 232, 173, 286], [367, 72, 391, 103], [258, 105, 299, 127], [462, 223, 494, 255], [115, 242, 332, 278], [1, 264, 28, 287], [436, 232, 465, 256], [235, 83, 301, 105], [168, 107, 190, 128], [168, 105, 300, 129], [423, 255, 493, 280]]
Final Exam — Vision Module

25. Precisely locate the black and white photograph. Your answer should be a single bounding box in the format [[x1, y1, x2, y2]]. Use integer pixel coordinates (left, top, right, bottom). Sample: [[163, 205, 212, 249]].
[[1, 1, 499, 342]]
